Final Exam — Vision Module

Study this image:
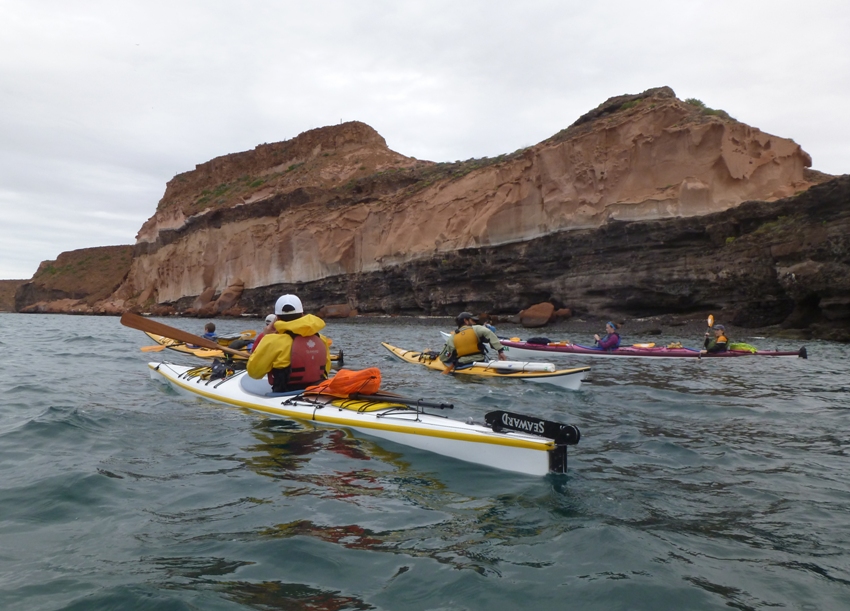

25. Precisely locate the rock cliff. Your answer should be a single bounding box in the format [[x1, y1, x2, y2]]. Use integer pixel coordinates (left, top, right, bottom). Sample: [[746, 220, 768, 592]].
[[0, 280, 26, 312], [114, 87, 816, 306], [14, 245, 134, 314], [15, 87, 850, 340]]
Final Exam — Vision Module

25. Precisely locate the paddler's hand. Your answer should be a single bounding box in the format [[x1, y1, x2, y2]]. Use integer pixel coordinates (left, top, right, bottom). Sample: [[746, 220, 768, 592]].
[[497, 350, 507, 361]]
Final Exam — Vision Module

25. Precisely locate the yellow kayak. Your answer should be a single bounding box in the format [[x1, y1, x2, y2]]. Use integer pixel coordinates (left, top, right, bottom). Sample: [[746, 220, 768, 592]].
[[142, 330, 257, 360], [381, 342, 589, 391], [143, 331, 343, 364]]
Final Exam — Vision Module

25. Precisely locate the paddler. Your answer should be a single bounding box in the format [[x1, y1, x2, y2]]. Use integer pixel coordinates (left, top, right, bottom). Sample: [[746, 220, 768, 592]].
[[440, 311, 508, 367], [593, 321, 621, 351], [228, 313, 276, 354], [701, 323, 729, 355], [247, 294, 333, 392]]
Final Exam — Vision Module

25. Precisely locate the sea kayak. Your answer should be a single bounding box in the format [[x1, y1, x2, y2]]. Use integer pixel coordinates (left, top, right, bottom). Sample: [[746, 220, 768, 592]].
[[381, 342, 590, 391], [143, 331, 343, 364], [147, 361, 580, 476], [494, 337, 808, 360]]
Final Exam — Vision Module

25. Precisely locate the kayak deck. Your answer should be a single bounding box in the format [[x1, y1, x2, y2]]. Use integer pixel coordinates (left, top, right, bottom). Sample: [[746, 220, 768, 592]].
[[147, 362, 580, 476]]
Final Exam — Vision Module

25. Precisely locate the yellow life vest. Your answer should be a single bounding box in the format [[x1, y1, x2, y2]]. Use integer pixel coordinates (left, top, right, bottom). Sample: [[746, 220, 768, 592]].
[[453, 327, 482, 357]]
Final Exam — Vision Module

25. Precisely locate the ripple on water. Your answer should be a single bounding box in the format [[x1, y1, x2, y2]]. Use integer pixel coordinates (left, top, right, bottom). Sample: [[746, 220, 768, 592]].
[[0, 314, 848, 610]]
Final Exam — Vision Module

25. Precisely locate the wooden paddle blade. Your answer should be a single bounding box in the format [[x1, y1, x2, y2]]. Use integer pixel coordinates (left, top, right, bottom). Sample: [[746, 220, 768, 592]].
[[707, 314, 714, 328], [120, 311, 251, 359], [140, 344, 167, 352]]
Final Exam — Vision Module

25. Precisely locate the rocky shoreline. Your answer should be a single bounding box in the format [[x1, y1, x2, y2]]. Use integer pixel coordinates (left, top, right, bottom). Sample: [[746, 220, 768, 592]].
[[299, 311, 814, 345]]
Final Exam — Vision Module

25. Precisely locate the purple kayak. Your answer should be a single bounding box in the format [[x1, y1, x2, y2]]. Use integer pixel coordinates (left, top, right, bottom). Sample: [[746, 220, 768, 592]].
[[499, 340, 808, 360]]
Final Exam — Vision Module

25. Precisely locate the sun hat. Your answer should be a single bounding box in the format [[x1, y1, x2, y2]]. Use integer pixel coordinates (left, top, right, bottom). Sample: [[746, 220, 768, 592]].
[[714, 324, 725, 331], [274, 294, 303, 315]]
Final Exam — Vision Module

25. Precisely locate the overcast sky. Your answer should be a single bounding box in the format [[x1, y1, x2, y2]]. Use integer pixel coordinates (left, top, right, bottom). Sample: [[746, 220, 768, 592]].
[[2, 1, 848, 279]]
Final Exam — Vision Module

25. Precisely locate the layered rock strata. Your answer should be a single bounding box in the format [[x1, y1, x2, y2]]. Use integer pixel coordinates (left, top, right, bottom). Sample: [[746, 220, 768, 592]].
[[218, 175, 850, 341], [114, 87, 815, 307], [15, 87, 849, 341]]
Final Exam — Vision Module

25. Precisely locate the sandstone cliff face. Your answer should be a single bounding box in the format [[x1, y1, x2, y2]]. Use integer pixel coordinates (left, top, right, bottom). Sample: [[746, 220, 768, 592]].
[[114, 87, 816, 307], [223, 175, 850, 342]]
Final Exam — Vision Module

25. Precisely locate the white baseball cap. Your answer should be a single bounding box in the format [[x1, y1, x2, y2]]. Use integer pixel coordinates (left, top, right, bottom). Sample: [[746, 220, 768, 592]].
[[264, 314, 277, 325], [274, 294, 303, 315]]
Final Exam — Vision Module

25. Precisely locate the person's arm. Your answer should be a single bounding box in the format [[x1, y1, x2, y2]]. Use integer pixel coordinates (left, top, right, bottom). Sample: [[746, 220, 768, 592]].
[[597, 334, 618, 350], [478, 326, 507, 360], [247, 336, 281, 379], [439, 337, 455, 363], [321, 334, 333, 374]]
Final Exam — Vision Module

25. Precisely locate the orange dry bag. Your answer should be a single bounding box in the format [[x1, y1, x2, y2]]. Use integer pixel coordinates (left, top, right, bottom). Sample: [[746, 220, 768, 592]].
[[303, 368, 382, 398]]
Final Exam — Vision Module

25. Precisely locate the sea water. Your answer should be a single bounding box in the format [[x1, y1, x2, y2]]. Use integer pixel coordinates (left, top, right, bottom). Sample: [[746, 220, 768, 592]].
[[0, 313, 847, 610]]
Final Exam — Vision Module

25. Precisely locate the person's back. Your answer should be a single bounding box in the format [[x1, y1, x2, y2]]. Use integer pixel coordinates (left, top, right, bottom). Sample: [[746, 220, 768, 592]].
[[439, 312, 506, 366], [247, 295, 332, 392]]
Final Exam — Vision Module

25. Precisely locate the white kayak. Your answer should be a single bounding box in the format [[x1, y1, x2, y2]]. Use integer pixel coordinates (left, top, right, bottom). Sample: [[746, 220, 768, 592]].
[[147, 361, 581, 476]]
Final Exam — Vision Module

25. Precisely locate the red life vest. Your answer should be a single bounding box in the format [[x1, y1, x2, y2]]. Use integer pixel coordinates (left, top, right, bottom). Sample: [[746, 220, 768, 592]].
[[288, 334, 328, 385]]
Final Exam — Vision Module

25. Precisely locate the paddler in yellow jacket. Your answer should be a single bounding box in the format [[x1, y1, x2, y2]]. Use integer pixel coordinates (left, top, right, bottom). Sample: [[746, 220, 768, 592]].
[[439, 311, 508, 367], [247, 294, 332, 392]]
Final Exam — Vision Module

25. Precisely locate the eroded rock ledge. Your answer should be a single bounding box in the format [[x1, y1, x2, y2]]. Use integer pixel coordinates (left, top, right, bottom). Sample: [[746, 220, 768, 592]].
[[114, 87, 816, 306], [172, 175, 845, 342]]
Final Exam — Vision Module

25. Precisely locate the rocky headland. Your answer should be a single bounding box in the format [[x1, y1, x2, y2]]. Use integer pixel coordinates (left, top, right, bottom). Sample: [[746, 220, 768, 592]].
[[0, 280, 26, 312], [12, 87, 850, 341]]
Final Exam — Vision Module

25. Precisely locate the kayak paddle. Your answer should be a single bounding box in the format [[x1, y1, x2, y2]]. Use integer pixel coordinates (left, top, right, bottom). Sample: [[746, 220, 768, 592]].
[[121, 311, 251, 359]]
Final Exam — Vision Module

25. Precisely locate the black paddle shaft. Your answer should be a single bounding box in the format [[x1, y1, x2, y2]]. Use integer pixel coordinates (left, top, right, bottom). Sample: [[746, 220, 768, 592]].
[[349, 393, 454, 409]]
